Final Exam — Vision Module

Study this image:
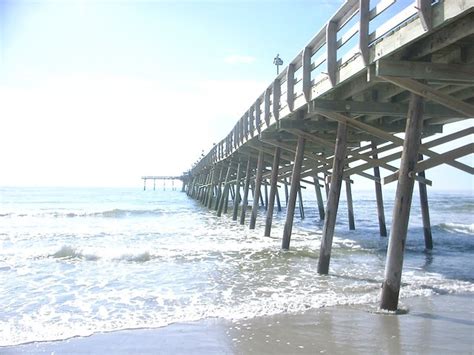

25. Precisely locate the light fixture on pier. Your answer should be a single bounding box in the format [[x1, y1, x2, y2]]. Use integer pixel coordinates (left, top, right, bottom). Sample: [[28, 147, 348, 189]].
[[273, 54, 283, 75]]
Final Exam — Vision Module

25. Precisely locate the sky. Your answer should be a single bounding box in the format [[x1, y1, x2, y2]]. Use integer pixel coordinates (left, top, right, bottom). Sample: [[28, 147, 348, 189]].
[[0, 0, 472, 190]]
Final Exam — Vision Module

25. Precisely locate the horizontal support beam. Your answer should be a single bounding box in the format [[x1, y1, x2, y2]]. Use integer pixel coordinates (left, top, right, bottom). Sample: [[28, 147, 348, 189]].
[[379, 76, 474, 118], [310, 98, 464, 118], [376, 60, 474, 83]]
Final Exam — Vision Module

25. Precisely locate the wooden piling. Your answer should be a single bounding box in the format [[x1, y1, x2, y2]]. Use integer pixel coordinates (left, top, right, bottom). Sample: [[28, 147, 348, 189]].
[[207, 168, 216, 209], [371, 141, 387, 237], [380, 93, 425, 311], [345, 177, 355, 230], [240, 159, 252, 225], [298, 186, 305, 219], [264, 181, 269, 210], [249, 151, 264, 229], [264, 147, 281, 237], [214, 166, 224, 210], [232, 162, 242, 221], [276, 188, 282, 212], [313, 175, 325, 220], [418, 154, 433, 250], [284, 178, 289, 206], [217, 164, 232, 217], [282, 136, 305, 249], [317, 121, 347, 274]]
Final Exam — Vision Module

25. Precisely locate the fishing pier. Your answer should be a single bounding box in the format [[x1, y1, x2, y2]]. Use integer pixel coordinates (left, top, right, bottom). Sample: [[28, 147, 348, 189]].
[[182, 0, 474, 311]]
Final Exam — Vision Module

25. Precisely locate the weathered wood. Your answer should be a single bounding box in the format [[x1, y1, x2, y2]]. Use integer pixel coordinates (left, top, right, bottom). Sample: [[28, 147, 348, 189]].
[[416, 0, 432, 32], [326, 21, 337, 87], [313, 175, 325, 220], [381, 93, 425, 311], [273, 79, 281, 121], [276, 188, 282, 212], [379, 76, 474, 117], [284, 178, 289, 206], [207, 168, 216, 209], [297, 186, 305, 219], [214, 166, 225, 210], [282, 136, 306, 249], [287, 64, 295, 111], [418, 154, 433, 250], [217, 164, 232, 217], [359, 0, 369, 65], [264, 181, 269, 210], [345, 177, 355, 230], [249, 151, 265, 229], [376, 60, 474, 83], [371, 141, 387, 237], [240, 159, 252, 225], [318, 121, 347, 274], [265, 147, 281, 237], [302, 46, 312, 101], [232, 162, 242, 221]]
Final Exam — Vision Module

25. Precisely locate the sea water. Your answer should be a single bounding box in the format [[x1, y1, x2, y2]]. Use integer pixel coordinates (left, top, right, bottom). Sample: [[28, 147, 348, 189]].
[[0, 186, 473, 346]]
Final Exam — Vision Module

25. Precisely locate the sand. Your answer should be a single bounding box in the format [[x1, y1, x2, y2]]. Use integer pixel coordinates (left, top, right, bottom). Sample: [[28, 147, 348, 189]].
[[3, 293, 473, 354]]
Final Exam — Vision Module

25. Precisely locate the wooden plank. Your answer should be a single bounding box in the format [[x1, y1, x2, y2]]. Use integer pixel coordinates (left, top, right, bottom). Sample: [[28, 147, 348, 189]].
[[381, 93, 425, 311], [314, 110, 474, 174], [377, 60, 474, 83], [413, 143, 474, 173], [380, 76, 474, 117], [310, 98, 463, 117]]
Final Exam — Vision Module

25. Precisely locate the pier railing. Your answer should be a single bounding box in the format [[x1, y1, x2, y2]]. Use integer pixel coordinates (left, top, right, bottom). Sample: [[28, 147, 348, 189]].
[[193, 0, 470, 174]]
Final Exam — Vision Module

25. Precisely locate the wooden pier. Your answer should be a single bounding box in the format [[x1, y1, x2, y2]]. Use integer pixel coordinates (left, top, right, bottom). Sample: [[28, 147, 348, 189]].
[[142, 176, 187, 191], [183, 0, 474, 311]]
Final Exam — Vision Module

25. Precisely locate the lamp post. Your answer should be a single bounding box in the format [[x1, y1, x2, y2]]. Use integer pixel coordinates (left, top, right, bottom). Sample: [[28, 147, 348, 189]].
[[273, 54, 283, 75]]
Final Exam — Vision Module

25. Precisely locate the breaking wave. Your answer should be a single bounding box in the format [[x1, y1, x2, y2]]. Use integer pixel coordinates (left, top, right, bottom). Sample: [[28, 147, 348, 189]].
[[438, 223, 474, 235]]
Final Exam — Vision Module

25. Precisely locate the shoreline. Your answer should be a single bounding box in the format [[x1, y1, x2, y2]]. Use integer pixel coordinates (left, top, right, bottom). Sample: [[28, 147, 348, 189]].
[[3, 293, 473, 354]]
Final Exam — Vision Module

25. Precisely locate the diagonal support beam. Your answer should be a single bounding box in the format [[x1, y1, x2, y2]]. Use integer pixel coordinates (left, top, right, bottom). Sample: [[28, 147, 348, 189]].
[[379, 76, 474, 118]]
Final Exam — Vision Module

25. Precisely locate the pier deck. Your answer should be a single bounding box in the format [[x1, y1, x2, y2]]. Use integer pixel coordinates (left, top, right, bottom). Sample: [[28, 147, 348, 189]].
[[183, 0, 474, 311]]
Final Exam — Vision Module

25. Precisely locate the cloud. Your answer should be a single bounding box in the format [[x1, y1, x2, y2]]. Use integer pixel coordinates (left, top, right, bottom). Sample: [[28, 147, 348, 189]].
[[224, 55, 256, 65]]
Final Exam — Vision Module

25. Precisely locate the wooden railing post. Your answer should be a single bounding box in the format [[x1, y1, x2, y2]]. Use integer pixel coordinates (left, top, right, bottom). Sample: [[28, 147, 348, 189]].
[[326, 20, 337, 87], [302, 46, 312, 102], [287, 63, 295, 111], [359, 0, 369, 65], [272, 79, 281, 121]]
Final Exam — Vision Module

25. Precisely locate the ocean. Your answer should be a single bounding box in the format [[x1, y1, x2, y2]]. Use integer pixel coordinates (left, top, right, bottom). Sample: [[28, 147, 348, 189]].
[[0, 186, 473, 346]]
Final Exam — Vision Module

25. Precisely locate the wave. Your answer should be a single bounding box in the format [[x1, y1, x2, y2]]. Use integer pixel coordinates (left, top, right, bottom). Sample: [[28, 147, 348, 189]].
[[50, 245, 152, 262], [0, 208, 163, 219], [438, 223, 474, 235]]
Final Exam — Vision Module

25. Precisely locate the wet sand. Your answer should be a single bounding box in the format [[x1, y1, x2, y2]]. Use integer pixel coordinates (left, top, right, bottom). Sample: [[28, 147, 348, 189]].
[[3, 293, 473, 354]]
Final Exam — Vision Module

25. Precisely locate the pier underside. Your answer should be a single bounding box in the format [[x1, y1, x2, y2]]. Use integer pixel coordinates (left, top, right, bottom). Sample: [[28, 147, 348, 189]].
[[183, 1, 474, 311]]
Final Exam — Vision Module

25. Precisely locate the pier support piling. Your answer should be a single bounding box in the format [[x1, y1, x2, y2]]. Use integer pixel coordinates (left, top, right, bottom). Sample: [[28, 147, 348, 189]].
[[298, 187, 305, 219], [418, 154, 433, 250], [313, 175, 325, 220], [232, 162, 242, 221], [264, 147, 281, 237], [250, 151, 265, 229], [380, 93, 425, 311], [318, 121, 347, 274], [217, 164, 232, 217], [240, 159, 252, 225], [282, 136, 305, 249], [345, 176, 355, 230], [372, 141, 387, 237]]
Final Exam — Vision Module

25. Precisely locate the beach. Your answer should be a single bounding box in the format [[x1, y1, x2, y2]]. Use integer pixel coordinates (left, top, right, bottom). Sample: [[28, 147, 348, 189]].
[[1, 187, 473, 352], [4, 294, 473, 354]]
